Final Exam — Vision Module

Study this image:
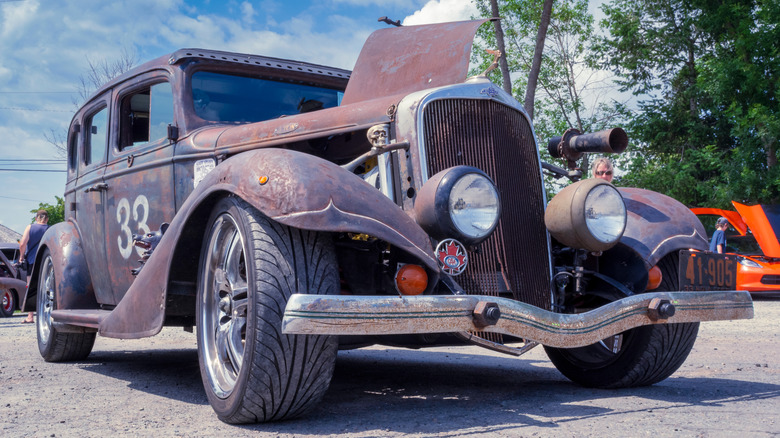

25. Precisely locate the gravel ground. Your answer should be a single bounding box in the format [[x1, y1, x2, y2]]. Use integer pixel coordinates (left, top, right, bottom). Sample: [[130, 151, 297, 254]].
[[1, 299, 777, 437]]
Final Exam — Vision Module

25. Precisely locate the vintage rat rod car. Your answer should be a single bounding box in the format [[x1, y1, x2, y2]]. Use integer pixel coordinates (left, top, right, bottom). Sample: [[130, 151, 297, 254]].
[[24, 20, 752, 423]]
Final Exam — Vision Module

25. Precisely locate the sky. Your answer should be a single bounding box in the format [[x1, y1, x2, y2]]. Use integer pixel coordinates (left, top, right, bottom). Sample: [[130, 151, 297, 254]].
[[0, 0, 486, 234], [0, 0, 608, 234]]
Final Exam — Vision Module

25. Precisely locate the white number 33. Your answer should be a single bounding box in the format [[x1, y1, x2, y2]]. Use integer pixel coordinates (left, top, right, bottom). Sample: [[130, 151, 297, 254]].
[[117, 195, 151, 259]]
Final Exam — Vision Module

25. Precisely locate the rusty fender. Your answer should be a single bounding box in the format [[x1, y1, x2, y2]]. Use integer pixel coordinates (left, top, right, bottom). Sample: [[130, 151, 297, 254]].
[[282, 291, 753, 348], [98, 147, 439, 338], [0, 277, 26, 293], [618, 188, 709, 269], [23, 221, 98, 312]]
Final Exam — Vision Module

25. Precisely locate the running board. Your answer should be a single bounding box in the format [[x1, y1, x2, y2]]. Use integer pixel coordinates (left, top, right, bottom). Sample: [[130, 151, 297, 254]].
[[282, 291, 753, 348]]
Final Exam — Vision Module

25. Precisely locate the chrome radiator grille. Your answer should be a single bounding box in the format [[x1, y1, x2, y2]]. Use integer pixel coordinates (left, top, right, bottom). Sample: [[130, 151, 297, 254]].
[[421, 98, 551, 309]]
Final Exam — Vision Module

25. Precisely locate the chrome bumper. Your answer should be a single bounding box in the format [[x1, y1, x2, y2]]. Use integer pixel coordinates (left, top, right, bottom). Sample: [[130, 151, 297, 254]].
[[282, 291, 753, 348]]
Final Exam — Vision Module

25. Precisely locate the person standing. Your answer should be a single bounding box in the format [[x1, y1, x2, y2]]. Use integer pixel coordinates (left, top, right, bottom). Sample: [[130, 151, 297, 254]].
[[709, 217, 729, 254], [591, 157, 614, 183], [18, 209, 49, 323]]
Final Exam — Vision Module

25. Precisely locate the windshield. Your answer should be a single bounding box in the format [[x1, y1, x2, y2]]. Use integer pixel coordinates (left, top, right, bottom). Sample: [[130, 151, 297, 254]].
[[191, 71, 344, 123]]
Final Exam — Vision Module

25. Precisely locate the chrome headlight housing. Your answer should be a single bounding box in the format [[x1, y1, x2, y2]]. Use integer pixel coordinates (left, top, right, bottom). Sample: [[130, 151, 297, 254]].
[[545, 178, 626, 252], [414, 166, 500, 245]]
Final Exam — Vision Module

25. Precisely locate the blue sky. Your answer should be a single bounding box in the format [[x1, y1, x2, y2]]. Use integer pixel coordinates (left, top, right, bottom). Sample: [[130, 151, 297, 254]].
[[0, 0, 482, 234]]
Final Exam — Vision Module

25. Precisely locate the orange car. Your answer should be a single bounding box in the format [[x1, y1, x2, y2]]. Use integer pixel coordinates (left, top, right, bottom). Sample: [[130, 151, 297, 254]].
[[692, 202, 780, 296]]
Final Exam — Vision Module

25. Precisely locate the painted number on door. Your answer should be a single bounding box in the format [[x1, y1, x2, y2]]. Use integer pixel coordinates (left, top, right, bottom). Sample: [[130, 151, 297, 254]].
[[117, 195, 151, 259]]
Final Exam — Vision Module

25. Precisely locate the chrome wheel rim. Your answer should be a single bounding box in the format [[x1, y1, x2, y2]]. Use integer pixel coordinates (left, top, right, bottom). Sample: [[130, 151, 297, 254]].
[[200, 213, 248, 399], [1, 290, 11, 313], [37, 256, 55, 343]]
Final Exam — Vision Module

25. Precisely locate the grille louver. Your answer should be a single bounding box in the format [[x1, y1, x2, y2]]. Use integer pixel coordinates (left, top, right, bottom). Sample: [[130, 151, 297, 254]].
[[422, 98, 551, 310]]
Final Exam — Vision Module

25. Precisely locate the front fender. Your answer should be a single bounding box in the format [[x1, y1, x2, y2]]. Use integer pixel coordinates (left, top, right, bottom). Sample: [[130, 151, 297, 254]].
[[618, 188, 708, 269], [99, 148, 438, 338], [23, 221, 98, 312]]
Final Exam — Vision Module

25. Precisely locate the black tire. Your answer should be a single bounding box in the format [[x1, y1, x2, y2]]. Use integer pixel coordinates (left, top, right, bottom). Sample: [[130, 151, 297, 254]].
[[36, 249, 96, 362], [196, 197, 338, 423], [544, 252, 699, 388], [1, 289, 15, 317]]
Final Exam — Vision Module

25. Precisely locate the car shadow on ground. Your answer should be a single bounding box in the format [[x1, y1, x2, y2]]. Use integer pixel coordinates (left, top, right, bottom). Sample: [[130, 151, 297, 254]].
[[257, 347, 779, 435], [75, 344, 779, 434], [80, 348, 207, 405]]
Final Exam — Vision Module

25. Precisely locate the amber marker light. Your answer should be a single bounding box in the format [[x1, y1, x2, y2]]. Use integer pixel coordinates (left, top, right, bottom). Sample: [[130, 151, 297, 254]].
[[395, 264, 428, 295], [646, 265, 663, 290], [258, 176, 268, 185]]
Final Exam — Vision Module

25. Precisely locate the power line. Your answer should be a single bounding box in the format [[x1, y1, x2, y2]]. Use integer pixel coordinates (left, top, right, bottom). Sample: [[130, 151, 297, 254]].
[[0, 169, 66, 172], [0, 159, 66, 162], [0, 106, 72, 113], [0, 194, 41, 203], [0, 91, 73, 94]]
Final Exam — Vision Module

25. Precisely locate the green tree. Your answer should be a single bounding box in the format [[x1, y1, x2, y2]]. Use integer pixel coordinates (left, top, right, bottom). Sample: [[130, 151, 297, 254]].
[[596, 0, 780, 207], [29, 196, 64, 226], [474, 0, 630, 187]]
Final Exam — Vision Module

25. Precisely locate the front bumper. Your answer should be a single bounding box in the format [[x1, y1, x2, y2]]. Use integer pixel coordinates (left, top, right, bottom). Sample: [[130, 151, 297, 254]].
[[282, 291, 753, 348]]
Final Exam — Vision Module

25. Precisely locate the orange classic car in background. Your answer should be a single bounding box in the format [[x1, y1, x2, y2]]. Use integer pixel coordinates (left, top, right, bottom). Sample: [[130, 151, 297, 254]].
[[692, 202, 780, 296]]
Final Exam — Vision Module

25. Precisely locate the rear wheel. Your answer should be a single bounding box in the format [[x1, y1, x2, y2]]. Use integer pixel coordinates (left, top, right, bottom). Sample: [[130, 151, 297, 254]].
[[544, 252, 699, 388], [36, 249, 96, 361], [197, 197, 339, 423], [1, 289, 15, 317]]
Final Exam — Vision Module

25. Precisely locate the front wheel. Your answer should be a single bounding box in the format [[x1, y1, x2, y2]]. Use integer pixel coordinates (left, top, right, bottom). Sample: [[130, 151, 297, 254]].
[[36, 249, 96, 361], [544, 252, 699, 388], [196, 197, 339, 423], [1, 289, 15, 317]]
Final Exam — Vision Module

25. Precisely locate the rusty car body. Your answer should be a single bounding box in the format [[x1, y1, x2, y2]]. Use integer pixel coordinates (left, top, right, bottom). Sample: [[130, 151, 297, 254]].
[[0, 243, 25, 317], [693, 202, 780, 296], [24, 20, 752, 423]]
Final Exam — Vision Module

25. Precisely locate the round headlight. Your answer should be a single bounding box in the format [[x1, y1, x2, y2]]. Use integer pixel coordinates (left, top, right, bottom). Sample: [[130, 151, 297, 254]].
[[414, 166, 501, 245], [449, 173, 500, 239], [545, 178, 626, 252], [584, 184, 627, 244]]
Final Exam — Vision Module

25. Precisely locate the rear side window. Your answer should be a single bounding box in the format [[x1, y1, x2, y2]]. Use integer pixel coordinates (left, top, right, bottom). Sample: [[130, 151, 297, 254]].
[[67, 124, 79, 172], [85, 107, 108, 166], [119, 82, 174, 149]]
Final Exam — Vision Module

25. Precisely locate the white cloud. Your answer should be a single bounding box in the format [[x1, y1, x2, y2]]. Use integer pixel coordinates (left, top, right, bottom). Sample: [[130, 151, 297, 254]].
[[403, 0, 479, 25], [0, 0, 474, 233]]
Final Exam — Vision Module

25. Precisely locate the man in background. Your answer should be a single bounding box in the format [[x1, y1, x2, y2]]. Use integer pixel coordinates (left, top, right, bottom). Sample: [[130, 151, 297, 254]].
[[709, 217, 729, 254]]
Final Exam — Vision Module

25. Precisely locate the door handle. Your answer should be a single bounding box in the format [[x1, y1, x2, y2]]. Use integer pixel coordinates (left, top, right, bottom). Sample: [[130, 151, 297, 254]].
[[84, 183, 109, 193]]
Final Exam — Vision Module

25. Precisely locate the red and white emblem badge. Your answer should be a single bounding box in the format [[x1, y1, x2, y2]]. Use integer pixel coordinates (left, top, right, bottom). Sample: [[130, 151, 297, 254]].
[[435, 238, 468, 276]]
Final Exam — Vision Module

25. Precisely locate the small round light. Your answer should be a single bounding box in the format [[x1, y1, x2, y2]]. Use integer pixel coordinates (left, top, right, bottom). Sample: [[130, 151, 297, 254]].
[[449, 174, 500, 240], [395, 264, 428, 295], [646, 265, 663, 290]]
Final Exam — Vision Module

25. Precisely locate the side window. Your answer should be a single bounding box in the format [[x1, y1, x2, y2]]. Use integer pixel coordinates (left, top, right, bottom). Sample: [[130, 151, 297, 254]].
[[85, 107, 108, 166], [67, 124, 79, 172], [119, 81, 173, 149]]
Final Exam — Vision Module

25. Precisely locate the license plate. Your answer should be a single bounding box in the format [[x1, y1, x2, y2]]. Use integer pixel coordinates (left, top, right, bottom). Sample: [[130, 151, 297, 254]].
[[679, 250, 737, 291]]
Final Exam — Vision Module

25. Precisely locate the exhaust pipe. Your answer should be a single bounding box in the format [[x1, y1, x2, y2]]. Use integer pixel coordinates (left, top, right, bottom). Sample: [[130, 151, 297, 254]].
[[548, 128, 628, 168]]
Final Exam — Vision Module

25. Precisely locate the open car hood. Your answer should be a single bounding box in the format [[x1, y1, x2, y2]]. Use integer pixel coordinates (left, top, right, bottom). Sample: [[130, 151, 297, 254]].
[[732, 202, 780, 257], [692, 203, 780, 257], [341, 19, 488, 105]]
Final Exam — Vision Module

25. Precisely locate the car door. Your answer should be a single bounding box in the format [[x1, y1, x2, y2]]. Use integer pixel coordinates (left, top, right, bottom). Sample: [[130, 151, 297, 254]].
[[74, 95, 113, 304], [102, 72, 176, 303]]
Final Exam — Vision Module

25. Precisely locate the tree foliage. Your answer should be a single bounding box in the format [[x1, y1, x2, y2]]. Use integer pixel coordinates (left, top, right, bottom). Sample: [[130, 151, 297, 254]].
[[596, 0, 780, 207], [473, 0, 630, 189], [29, 196, 64, 226]]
